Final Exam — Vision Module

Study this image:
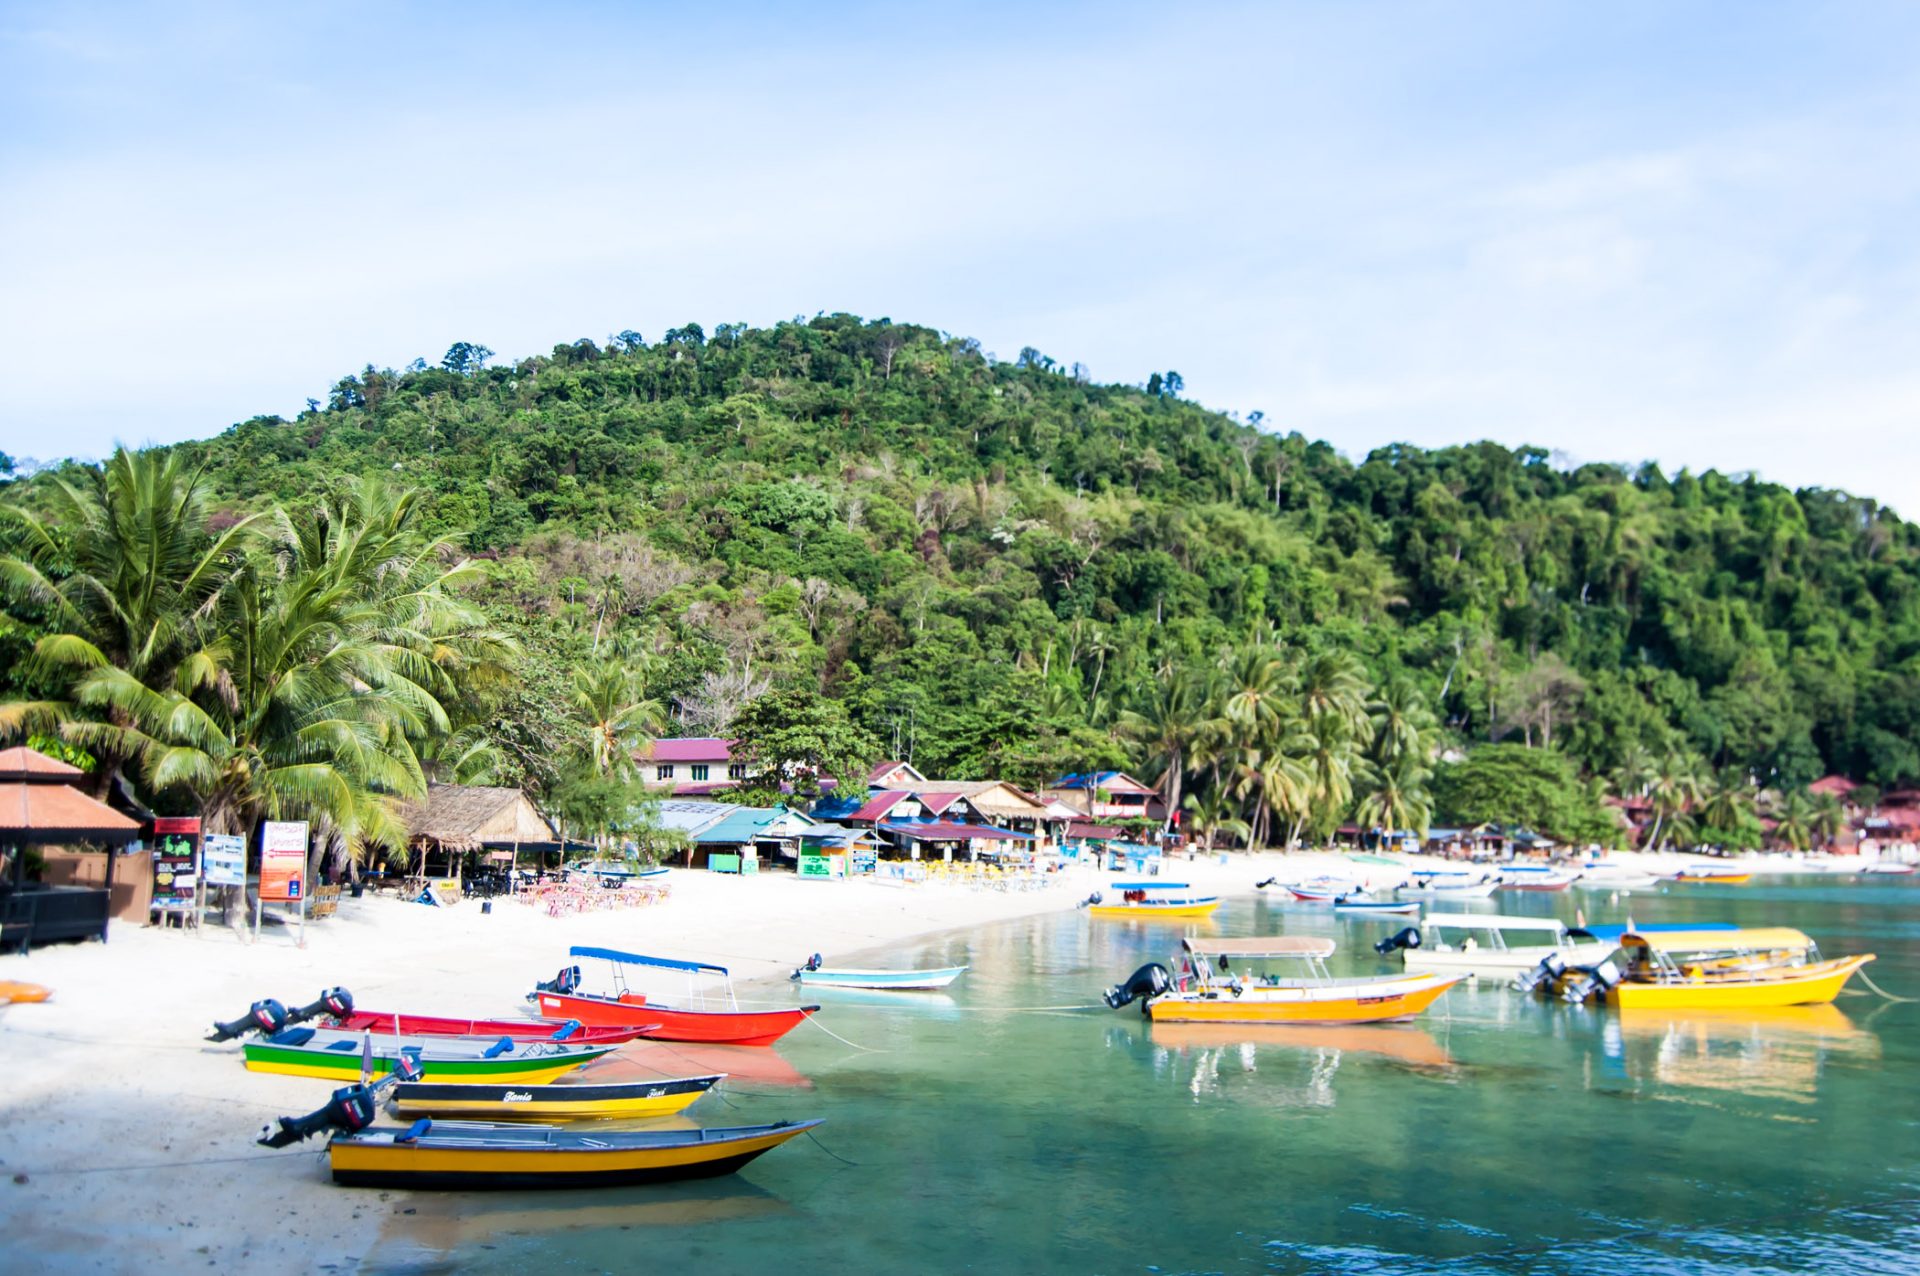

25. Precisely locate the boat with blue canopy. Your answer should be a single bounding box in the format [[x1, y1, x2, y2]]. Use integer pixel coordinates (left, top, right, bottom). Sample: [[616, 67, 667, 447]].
[[529, 947, 818, 1047]]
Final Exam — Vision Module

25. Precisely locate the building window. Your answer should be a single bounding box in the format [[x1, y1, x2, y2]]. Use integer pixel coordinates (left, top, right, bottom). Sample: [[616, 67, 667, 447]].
[[728, 763, 746, 780], [691, 764, 709, 782], [656, 765, 674, 781]]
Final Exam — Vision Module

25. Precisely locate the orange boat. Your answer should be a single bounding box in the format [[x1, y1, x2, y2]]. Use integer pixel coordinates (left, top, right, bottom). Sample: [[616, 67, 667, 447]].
[[1106, 937, 1462, 1025]]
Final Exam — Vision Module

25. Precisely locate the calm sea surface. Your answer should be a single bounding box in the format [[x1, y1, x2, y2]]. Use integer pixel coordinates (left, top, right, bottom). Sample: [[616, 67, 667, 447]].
[[374, 876, 1920, 1274]]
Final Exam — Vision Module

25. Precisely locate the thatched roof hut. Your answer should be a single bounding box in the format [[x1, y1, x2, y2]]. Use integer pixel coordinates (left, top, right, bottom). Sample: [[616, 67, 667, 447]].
[[399, 784, 556, 856]]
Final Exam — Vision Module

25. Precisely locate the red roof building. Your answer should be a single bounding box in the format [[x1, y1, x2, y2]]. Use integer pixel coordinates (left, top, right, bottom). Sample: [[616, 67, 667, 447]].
[[1809, 775, 1861, 799], [636, 738, 743, 794]]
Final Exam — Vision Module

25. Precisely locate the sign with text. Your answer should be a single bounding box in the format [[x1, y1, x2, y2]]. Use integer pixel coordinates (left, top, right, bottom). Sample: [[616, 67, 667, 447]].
[[260, 821, 308, 901], [202, 833, 246, 887], [151, 816, 201, 905]]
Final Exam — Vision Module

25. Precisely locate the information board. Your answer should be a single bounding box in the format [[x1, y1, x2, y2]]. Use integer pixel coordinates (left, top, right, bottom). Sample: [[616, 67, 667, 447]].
[[202, 833, 246, 887], [151, 816, 200, 906], [260, 821, 308, 902]]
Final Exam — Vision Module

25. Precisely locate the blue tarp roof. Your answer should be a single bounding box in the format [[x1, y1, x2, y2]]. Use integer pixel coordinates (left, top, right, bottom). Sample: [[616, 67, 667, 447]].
[[570, 946, 729, 976], [807, 796, 865, 821]]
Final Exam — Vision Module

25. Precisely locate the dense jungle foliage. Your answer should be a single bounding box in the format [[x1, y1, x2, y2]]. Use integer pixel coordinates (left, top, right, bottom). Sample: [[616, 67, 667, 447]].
[[5, 313, 1917, 853]]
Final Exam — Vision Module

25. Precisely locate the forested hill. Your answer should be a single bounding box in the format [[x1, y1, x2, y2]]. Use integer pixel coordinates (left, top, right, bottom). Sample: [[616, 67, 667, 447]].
[[22, 313, 1920, 807]]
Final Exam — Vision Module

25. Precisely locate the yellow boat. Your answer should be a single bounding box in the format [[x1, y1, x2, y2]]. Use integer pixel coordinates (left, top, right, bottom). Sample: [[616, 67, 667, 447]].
[[389, 1074, 722, 1121], [1607, 953, 1875, 1010], [1084, 881, 1221, 919], [326, 1118, 823, 1189], [1672, 866, 1753, 884], [1105, 937, 1461, 1025]]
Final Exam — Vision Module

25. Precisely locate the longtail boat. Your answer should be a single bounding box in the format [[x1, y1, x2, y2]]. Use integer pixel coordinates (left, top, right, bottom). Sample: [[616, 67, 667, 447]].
[[333, 1010, 653, 1045], [530, 947, 818, 1047], [242, 1027, 611, 1083], [1082, 881, 1221, 919], [1105, 937, 1461, 1025], [326, 1118, 822, 1189], [389, 1074, 722, 1121]]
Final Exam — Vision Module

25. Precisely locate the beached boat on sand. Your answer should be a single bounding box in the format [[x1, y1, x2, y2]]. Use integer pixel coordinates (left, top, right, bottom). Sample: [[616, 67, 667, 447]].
[[531, 947, 818, 1047], [336, 1010, 654, 1045], [389, 1074, 723, 1121], [1104, 937, 1461, 1025], [242, 1027, 612, 1084]]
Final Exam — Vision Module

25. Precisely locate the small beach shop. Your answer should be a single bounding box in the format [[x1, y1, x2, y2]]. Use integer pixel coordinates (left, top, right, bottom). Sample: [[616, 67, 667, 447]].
[[0, 746, 142, 951]]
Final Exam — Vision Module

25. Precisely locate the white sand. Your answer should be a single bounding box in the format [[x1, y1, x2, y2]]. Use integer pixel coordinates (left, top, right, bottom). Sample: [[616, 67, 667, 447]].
[[0, 845, 1833, 1272]]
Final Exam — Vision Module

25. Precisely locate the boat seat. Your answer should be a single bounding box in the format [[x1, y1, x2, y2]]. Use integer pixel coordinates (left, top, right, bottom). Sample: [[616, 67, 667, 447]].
[[397, 1118, 433, 1143], [548, 1020, 582, 1041], [269, 1027, 316, 1047], [483, 1036, 515, 1058], [326, 1039, 360, 1051]]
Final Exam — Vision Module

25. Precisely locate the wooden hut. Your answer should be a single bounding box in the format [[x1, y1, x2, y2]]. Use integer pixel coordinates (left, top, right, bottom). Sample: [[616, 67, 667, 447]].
[[396, 784, 558, 886], [0, 746, 142, 950]]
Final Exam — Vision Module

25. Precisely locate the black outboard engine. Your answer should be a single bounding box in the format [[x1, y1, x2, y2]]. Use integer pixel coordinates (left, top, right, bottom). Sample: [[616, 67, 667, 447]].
[[1079, 892, 1104, 909], [1254, 877, 1276, 889], [284, 987, 355, 1027], [257, 1054, 423, 1148], [1374, 927, 1423, 957], [792, 953, 824, 980], [208, 998, 290, 1043], [1512, 951, 1567, 994], [1560, 958, 1622, 1005], [529, 965, 581, 1000], [1102, 962, 1172, 1014]]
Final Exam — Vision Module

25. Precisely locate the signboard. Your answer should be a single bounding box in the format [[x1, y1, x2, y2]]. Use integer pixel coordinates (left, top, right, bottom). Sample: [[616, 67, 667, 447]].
[[151, 816, 200, 907], [851, 849, 877, 876], [797, 853, 843, 880], [260, 821, 308, 902], [203, 834, 246, 887]]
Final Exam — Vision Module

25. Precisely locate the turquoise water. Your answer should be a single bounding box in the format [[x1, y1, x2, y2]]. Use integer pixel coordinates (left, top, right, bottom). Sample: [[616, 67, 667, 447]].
[[385, 877, 1920, 1274]]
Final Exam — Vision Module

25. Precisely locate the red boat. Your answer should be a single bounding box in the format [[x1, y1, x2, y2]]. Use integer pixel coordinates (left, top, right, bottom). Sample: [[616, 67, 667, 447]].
[[533, 947, 818, 1048], [333, 1010, 656, 1046]]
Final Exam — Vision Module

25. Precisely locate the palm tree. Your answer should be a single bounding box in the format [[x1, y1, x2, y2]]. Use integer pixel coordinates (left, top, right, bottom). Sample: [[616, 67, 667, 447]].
[[1117, 664, 1206, 818], [1645, 748, 1709, 850], [1222, 644, 1291, 737], [1611, 742, 1658, 800], [1298, 650, 1370, 737], [0, 448, 257, 791], [569, 662, 664, 780], [1367, 678, 1433, 767], [1182, 788, 1250, 855], [1771, 789, 1815, 851], [1297, 712, 1366, 846], [1355, 751, 1434, 838]]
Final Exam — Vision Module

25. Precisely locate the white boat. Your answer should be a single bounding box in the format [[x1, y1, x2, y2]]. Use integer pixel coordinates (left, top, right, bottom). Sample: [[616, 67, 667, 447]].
[[791, 960, 967, 991], [1331, 898, 1420, 916], [1400, 873, 1499, 899], [1573, 865, 1661, 891], [1496, 865, 1579, 892], [1385, 913, 1612, 981], [1861, 861, 1916, 876], [1282, 876, 1365, 902]]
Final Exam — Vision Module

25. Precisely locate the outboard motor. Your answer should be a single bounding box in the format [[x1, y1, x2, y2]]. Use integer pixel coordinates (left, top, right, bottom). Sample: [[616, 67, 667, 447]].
[[791, 954, 824, 980], [1079, 892, 1104, 909], [1512, 952, 1567, 995], [257, 1054, 423, 1149], [207, 998, 290, 1043], [284, 987, 355, 1027], [1254, 877, 1276, 889], [529, 965, 581, 1001], [1373, 927, 1423, 957], [1560, 958, 1622, 1005], [1102, 962, 1172, 1014]]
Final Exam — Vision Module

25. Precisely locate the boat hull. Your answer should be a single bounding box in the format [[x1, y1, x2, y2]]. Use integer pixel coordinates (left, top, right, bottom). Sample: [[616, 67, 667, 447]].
[[1606, 955, 1874, 1009], [1401, 881, 1499, 898], [243, 1042, 609, 1084], [327, 1120, 819, 1189], [389, 1075, 720, 1121], [1405, 942, 1613, 981], [795, 966, 967, 990], [1674, 871, 1753, 885], [533, 992, 814, 1046], [1147, 974, 1461, 1025], [335, 1011, 651, 1045], [1332, 901, 1420, 915], [1087, 899, 1220, 919]]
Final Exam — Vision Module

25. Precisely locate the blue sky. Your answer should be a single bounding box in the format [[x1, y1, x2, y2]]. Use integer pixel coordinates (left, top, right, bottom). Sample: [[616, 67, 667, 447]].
[[4, 3, 1919, 512]]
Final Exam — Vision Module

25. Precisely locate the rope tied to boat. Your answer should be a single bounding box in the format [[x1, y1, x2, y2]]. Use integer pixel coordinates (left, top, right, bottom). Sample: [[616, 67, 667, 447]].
[[801, 1011, 887, 1053], [1853, 968, 1917, 1003]]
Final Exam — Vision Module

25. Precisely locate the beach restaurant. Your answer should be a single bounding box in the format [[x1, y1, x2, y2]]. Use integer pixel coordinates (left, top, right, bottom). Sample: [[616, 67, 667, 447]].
[[0, 746, 142, 952], [392, 783, 571, 893]]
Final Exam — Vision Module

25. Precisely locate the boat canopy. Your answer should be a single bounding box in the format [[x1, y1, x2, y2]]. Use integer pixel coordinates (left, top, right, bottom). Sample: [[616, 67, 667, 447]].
[[1421, 913, 1570, 932], [569, 946, 729, 977], [1619, 927, 1813, 954], [1573, 922, 1736, 945], [1183, 937, 1337, 960], [1111, 881, 1191, 891]]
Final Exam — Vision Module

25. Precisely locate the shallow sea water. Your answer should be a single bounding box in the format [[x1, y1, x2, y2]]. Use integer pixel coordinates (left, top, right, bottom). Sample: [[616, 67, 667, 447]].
[[371, 875, 1920, 1274]]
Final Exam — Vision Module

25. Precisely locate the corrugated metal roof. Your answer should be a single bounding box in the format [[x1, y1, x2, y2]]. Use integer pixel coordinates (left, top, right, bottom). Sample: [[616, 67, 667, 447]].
[[639, 738, 736, 763]]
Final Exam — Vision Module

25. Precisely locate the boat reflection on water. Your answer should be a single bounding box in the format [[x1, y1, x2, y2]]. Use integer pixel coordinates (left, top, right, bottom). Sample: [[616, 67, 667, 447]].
[[578, 1042, 814, 1090], [371, 1180, 798, 1259], [1604, 1005, 1881, 1102], [1112, 1020, 1452, 1108]]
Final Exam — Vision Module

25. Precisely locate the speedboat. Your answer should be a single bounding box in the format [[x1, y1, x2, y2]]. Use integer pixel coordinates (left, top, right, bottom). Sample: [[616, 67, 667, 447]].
[[388, 1074, 724, 1121], [1103, 937, 1461, 1025], [530, 947, 818, 1047], [1083, 881, 1221, 919], [1331, 898, 1419, 916], [242, 1027, 614, 1084], [1400, 871, 1499, 899], [1573, 863, 1662, 891], [1671, 863, 1755, 885], [1554, 927, 1872, 1009], [1496, 864, 1578, 892], [1377, 913, 1613, 981], [1861, 861, 1916, 876], [1268, 875, 1363, 902], [792, 956, 968, 990]]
